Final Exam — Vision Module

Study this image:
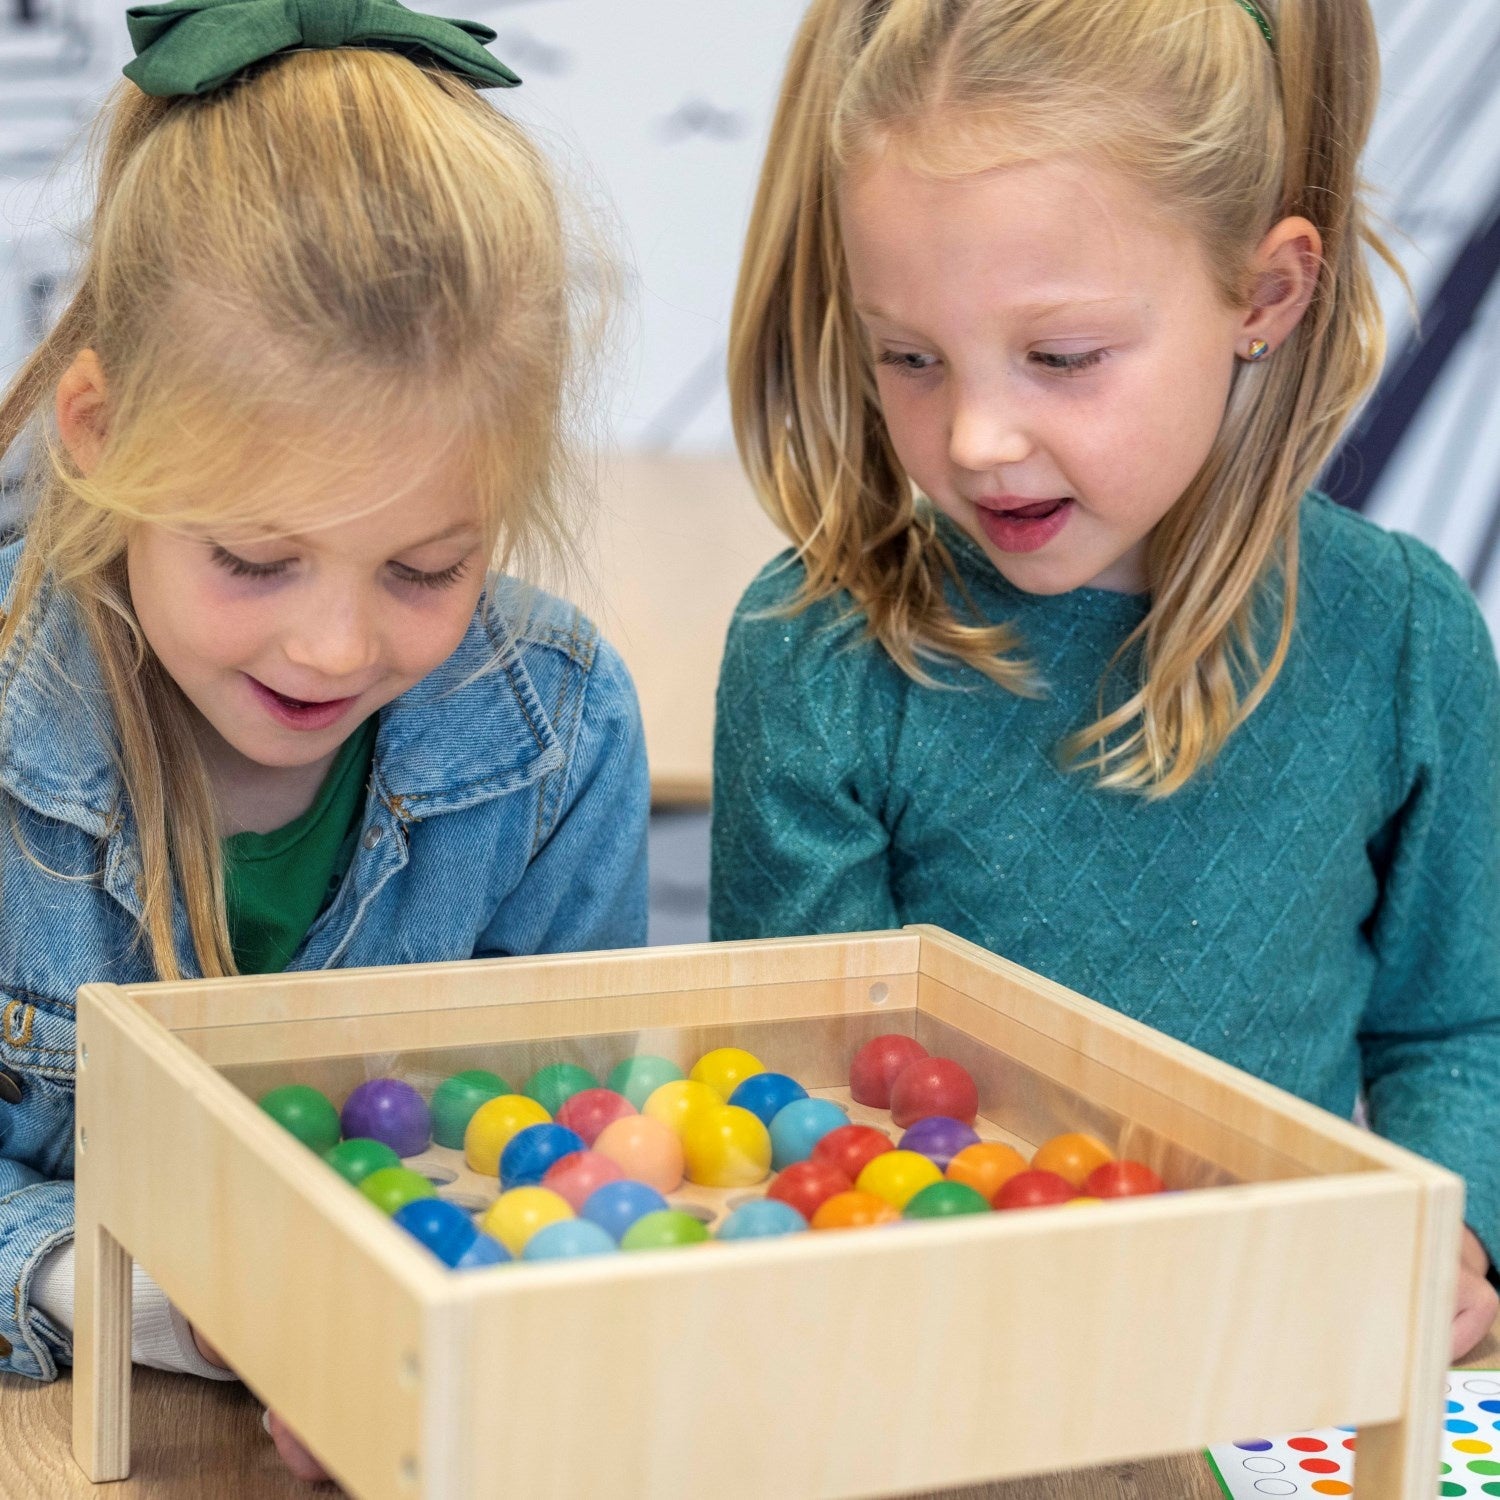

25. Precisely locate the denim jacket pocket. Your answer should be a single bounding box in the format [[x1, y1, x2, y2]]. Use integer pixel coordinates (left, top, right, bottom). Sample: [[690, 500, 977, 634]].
[[0, 991, 76, 1182]]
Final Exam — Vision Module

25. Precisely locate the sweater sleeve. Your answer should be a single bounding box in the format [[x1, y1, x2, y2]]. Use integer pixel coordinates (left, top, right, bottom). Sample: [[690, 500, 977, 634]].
[[710, 559, 902, 941], [1359, 535, 1500, 1263]]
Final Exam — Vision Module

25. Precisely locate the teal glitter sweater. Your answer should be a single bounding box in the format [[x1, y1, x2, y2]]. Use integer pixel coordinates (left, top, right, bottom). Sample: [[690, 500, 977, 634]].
[[711, 496, 1500, 1255]]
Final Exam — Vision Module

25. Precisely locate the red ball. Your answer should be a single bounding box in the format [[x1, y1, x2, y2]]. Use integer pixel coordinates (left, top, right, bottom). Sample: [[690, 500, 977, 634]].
[[767, 1160, 854, 1220], [812, 1123, 894, 1181], [1083, 1159, 1166, 1198], [849, 1034, 929, 1109], [555, 1088, 636, 1146], [992, 1169, 1076, 1210], [889, 1056, 978, 1128]]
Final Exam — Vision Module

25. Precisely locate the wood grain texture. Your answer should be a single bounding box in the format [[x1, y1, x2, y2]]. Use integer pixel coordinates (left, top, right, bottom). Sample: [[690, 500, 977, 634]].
[[1, 1317, 1493, 1499]]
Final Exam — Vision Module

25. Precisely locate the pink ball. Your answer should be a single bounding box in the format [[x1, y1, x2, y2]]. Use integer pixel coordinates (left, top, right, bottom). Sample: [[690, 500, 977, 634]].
[[555, 1087, 637, 1146], [593, 1114, 684, 1194], [889, 1056, 979, 1128], [543, 1150, 625, 1210], [849, 1034, 929, 1109]]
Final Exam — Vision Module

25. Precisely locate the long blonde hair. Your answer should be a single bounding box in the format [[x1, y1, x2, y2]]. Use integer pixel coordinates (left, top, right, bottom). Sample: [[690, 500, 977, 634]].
[[730, 0, 1398, 795], [0, 49, 596, 980]]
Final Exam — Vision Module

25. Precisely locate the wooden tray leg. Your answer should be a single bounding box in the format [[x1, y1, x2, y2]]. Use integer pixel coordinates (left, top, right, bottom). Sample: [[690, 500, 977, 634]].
[[71, 1218, 133, 1482]]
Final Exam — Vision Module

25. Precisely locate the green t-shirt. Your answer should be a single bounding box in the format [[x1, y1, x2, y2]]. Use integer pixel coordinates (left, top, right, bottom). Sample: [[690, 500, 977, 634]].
[[221, 717, 379, 975]]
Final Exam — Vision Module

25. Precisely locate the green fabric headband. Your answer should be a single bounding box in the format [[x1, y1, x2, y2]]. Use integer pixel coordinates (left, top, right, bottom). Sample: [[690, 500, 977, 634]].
[[1232, 0, 1275, 50], [123, 0, 521, 98]]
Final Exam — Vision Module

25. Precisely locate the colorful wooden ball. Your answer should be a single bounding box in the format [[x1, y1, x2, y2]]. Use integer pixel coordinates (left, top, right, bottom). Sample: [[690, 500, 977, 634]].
[[898, 1115, 981, 1170], [523, 1063, 600, 1117], [607, 1055, 687, 1111], [1083, 1159, 1166, 1198], [717, 1200, 808, 1241], [889, 1057, 979, 1129], [946, 1142, 1029, 1200], [992, 1169, 1077, 1211], [728, 1072, 808, 1127], [481, 1187, 574, 1256], [543, 1150, 626, 1210], [323, 1137, 401, 1186], [643, 1079, 722, 1138], [766, 1160, 853, 1221], [620, 1209, 711, 1251], [430, 1070, 509, 1149], [581, 1180, 670, 1242], [903, 1181, 991, 1219], [393, 1197, 479, 1267], [523, 1219, 619, 1261], [593, 1115, 685, 1193], [681, 1105, 773, 1188], [454, 1232, 511, 1270], [555, 1088, 636, 1146], [810, 1190, 900, 1230], [358, 1166, 436, 1216], [1031, 1132, 1114, 1189], [499, 1123, 587, 1190], [855, 1149, 943, 1210], [340, 1078, 432, 1158], [768, 1097, 850, 1170], [848, 1034, 929, 1109], [811, 1124, 894, 1182], [689, 1047, 765, 1101], [259, 1084, 341, 1154], [463, 1094, 551, 1176]]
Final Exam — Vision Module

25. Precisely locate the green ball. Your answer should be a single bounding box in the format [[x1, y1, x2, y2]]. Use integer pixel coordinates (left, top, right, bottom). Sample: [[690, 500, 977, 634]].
[[359, 1166, 436, 1216], [619, 1209, 710, 1252], [903, 1181, 992, 1219], [259, 1084, 341, 1153], [324, 1137, 402, 1186], [523, 1062, 599, 1116], [431, 1070, 510, 1149], [607, 1055, 686, 1111]]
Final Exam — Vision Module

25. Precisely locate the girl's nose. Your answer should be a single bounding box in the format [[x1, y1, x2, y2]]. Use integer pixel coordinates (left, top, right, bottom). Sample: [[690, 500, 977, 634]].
[[281, 587, 379, 682], [948, 387, 1033, 474]]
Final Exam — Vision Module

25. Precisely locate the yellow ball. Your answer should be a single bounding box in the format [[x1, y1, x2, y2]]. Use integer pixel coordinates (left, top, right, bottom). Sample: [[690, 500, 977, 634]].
[[481, 1187, 573, 1256], [689, 1047, 765, 1101], [643, 1079, 721, 1138], [464, 1094, 551, 1176], [682, 1104, 773, 1188], [856, 1149, 943, 1210]]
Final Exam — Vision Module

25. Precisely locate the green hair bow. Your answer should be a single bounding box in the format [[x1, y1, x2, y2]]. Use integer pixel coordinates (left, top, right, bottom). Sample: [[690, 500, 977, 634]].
[[123, 0, 521, 98]]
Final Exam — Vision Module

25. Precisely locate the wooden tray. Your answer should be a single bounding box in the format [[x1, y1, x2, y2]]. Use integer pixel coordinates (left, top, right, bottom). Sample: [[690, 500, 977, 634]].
[[70, 926, 1461, 1499]]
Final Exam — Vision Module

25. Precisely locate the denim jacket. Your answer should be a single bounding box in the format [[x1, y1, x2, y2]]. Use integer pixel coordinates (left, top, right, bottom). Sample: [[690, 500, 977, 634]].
[[0, 543, 649, 1379]]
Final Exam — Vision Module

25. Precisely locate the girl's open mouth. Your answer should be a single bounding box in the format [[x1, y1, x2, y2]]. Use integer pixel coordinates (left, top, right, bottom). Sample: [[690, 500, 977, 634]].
[[975, 497, 1074, 554], [246, 676, 358, 732]]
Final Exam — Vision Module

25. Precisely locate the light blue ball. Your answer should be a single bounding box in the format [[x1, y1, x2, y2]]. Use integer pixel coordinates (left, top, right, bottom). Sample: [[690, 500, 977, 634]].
[[717, 1199, 808, 1241], [728, 1071, 809, 1127], [581, 1179, 670, 1241], [523, 1219, 619, 1261], [768, 1097, 850, 1170], [453, 1231, 512, 1270]]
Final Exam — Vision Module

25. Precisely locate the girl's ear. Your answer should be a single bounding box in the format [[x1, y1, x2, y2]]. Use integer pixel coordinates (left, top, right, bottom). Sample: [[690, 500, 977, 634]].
[[56, 349, 109, 477], [1238, 215, 1324, 359]]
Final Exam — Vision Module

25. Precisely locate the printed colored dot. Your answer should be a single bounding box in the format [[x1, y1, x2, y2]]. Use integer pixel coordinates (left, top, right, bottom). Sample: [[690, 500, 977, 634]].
[[1299, 1458, 1340, 1474], [1342, 1438, 1357, 1450], [1311, 1483, 1353, 1496], [1336, 1426, 1357, 1433], [1481, 1401, 1500, 1413], [1440, 1484, 1467, 1497], [1288, 1437, 1329, 1452], [1234, 1440, 1275, 1452], [1470, 1461, 1500, 1475], [1482, 1484, 1500, 1496], [1456, 1441, 1496, 1455], [1456, 1403, 1470, 1413], [1242, 1458, 1286, 1474], [1451, 1420, 1481, 1434], [1443, 1463, 1453, 1474]]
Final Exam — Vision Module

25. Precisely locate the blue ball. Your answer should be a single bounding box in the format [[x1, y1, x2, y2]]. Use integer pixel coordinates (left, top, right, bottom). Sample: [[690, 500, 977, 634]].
[[728, 1071, 809, 1127], [499, 1123, 587, 1190], [581, 1179, 669, 1242], [392, 1197, 480, 1268], [768, 1097, 850, 1170], [717, 1199, 808, 1241], [454, 1231, 512, 1270], [523, 1219, 619, 1261]]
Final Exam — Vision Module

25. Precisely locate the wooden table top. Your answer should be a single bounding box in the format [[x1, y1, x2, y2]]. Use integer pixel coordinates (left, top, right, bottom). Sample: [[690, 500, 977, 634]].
[[4, 1318, 1497, 1498]]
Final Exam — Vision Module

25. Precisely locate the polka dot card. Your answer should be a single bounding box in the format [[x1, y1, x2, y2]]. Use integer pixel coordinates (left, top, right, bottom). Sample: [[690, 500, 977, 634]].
[[1207, 1370, 1500, 1497]]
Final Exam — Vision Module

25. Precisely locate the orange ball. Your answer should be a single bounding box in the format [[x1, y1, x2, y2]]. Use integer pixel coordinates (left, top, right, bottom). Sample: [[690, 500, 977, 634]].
[[1030, 1132, 1114, 1189], [946, 1141, 1029, 1200], [811, 1190, 901, 1230], [593, 1114, 685, 1193]]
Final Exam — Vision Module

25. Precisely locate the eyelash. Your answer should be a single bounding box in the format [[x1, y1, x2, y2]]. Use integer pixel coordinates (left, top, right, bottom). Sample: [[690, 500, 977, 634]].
[[209, 546, 470, 590], [875, 348, 1109, 377]]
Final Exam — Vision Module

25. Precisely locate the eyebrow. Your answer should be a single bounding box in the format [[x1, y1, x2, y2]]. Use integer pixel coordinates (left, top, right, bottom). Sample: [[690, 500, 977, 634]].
[[856, 296, 1135, 324], [261, 520, 482, 550]]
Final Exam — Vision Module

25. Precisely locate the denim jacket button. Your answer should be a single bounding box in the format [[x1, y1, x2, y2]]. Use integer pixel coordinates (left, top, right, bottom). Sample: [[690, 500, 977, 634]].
[[362, 826, 383, 851], [0, 1066, 22, 1105]]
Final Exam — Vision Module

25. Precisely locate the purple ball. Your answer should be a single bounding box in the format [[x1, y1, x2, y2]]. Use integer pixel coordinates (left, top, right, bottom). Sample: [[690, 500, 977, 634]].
[[898, 1115, 980, 1170], [340, 1078, 432, 1158]]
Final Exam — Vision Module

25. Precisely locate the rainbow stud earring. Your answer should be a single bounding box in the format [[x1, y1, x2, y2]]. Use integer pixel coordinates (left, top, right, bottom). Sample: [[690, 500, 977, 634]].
[[1246, 338, 1271, 362]]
